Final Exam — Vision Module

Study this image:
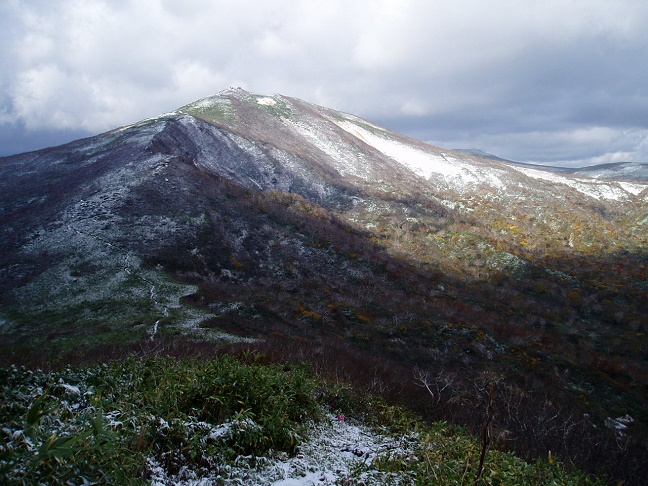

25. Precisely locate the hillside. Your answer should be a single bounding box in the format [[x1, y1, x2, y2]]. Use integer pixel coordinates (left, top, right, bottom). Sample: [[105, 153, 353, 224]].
[[1, 356, 602, 484], [1, 88, 647, 484]]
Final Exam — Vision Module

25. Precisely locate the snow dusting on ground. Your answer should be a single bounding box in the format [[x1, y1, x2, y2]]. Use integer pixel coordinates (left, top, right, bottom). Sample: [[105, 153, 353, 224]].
[[334, 119, 454, 179], [618, 181, 648, 196], [332, 119, 507, 192], [512, 166, 647, 201], [149, 414, 417, 485], [289, 119, 378, 181]]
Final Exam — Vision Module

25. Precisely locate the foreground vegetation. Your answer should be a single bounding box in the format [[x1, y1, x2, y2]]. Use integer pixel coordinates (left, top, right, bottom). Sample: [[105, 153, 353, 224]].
[[0, 353, 602, 485]]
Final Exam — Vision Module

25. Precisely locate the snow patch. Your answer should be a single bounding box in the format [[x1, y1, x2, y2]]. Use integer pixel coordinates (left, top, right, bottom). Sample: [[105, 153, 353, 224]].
[[148, 414, 420, 485], [618, 181, 648, 196], [256, 97, 277, 107], [188, 97, 227, 110], [289, 119, 377, 180], [58, 382, 81, 397], [512, 167, 644, 201], [605, 414, 634, 432], [332, 119, 507, 191]]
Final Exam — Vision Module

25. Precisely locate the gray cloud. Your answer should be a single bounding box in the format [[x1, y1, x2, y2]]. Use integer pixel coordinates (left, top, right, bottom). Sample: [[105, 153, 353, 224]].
[[1, 0, 647, 167]]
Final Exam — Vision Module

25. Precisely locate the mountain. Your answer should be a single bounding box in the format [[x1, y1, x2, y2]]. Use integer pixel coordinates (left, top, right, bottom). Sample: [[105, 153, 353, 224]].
[[570, 162, 648, 181], [455, 148, 648, 181], [453, 148, 518, 164], [1, 88, 647, 483]]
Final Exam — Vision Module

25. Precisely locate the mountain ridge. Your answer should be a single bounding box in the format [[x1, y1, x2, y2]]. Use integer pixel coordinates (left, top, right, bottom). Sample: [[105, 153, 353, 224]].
[[454, 148, 648, 182]]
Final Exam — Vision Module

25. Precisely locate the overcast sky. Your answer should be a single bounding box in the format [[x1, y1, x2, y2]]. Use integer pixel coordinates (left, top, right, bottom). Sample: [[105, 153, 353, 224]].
[[1, 0, 647, 167]]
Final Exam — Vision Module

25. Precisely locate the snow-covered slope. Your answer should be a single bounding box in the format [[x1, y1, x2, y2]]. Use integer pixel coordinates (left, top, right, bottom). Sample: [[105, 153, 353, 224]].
[[510, 165, 647, 201], [179, 89, 648, 203], [573, 162, 648, 181]]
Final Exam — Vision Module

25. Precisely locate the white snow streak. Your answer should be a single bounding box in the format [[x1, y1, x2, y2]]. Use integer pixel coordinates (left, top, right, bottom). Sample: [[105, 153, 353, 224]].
[[335, 120, 454, 178], [332, 119, 507, 191], [513, 167, 647, 201], [289, 119, 376, 180], [618, 181, 647, 196]]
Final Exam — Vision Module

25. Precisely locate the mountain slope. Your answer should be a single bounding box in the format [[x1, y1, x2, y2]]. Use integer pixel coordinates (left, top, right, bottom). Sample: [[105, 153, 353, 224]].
[[455, 148, 648, 182], [1, 88, 647, 483]]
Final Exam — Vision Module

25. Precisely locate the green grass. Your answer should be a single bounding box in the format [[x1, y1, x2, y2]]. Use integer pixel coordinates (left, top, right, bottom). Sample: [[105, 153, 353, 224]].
[[0, 355, 319, 483], [244, 94, 293, 118], [0, 355, 604, 484], [330, 112, 390, 137], [178, 96, 237, 123]]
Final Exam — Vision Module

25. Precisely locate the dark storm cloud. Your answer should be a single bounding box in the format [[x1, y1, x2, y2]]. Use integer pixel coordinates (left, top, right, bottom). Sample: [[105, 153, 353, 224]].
[[1, 0, 647, 166], [0, 121, 93, 158]]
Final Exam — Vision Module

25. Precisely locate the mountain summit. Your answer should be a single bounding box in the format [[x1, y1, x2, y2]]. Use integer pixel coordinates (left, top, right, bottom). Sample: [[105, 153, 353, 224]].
[[1, 89, 647, 482]]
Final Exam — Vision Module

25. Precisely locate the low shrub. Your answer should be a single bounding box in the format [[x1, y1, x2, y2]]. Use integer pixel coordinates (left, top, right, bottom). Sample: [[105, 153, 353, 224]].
[[0, 356, 319, 483]]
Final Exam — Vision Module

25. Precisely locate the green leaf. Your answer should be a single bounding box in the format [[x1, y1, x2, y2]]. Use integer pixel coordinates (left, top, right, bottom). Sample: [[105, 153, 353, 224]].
[[25, 395, 47, 427], [90, 409, 104, 437]]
